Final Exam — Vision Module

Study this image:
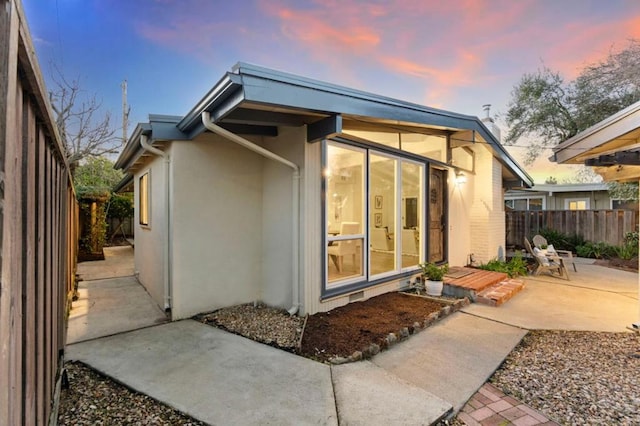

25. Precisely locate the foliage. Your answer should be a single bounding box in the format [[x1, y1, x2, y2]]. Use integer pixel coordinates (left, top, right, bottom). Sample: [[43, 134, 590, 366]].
[[419, 262, 449, 281], [615, 231, 640, 260], [106, 193, 133, 222], [544, 176, 557, 184], [576, 242, 615, 259], [49, 68, 120, 171], [477, 254, 528, 278], [79, 200, 108, 254], [536, 228, 585, 253], [504, 39, 640, 164], [560, 167, 601, 184], [74, 156, 123, 198], [607, 181, 639, 202]]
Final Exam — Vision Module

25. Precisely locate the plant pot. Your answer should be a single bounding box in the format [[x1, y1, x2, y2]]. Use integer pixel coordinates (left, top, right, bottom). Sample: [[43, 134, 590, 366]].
[[425, 279, 444, 297]]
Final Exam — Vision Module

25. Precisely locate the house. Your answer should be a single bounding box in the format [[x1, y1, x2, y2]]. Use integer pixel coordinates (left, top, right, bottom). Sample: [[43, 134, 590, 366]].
[[504, 183, 638, 211], [114, 63, 532, 320]]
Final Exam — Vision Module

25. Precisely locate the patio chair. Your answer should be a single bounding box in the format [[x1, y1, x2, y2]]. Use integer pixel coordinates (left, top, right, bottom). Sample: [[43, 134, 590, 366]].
[[524, 237, 569, 280], [532, 234, 577, 272]]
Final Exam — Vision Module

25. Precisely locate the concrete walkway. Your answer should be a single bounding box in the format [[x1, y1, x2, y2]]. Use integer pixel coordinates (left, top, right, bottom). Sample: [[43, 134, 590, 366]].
[[68, 246, 167, 344], [65, 249, 639, 425]]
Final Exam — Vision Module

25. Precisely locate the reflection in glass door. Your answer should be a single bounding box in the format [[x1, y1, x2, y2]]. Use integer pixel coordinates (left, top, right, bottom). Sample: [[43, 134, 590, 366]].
[[401, 161, 423, 268], [326, 143, 365, 285], [369, 154, 397, 276]]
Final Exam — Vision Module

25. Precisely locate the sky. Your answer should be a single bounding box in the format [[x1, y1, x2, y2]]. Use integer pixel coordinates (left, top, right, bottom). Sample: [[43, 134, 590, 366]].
[[22, 0, 640, 183]]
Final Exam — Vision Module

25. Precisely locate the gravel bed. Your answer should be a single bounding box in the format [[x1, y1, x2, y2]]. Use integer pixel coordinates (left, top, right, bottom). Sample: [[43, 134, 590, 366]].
[[196, 303, 304, 350], [58, 361, 205, 425], [490, 330, 640, 425]]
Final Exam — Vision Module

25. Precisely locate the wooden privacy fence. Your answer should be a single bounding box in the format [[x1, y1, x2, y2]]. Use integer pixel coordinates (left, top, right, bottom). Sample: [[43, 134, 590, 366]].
[[506, 210, 639, 248], [1, 0, 79, 424]]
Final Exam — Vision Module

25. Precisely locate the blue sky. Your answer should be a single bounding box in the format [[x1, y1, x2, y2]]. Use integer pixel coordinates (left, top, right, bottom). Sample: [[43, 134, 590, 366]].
[[23, 0, 640, 181]]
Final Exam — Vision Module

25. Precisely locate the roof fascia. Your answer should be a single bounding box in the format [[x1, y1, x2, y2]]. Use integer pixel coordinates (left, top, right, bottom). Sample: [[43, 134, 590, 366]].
[[552, 100, 640, 164], [178, 72, 243, 131]]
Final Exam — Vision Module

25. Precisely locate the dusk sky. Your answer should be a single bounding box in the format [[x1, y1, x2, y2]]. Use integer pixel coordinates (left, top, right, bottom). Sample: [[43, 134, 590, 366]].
[[23, 0, 640, 182]]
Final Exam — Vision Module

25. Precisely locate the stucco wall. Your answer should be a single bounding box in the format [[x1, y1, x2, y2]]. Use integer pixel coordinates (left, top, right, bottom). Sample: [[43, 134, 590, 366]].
[[133, 149, 169, 311], [170, 134, 264, 320], [259, 126, 305, 309]]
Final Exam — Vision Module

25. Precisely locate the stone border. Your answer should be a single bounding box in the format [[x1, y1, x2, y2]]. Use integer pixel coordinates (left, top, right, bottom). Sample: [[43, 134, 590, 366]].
[[328, 296, 470, 365]]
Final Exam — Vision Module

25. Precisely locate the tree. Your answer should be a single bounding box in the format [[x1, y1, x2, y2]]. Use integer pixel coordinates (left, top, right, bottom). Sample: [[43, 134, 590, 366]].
[[49, 70, 120, 172], [73, 156, 123, 196], [544, 176, 558, 185], [504, 39, 640, 165]]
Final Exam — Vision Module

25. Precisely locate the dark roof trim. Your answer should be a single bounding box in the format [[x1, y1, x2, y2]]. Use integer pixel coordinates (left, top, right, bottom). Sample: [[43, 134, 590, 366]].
[[178, 73, 243, 131], [113, 173, 133, 193], [114, 116, 187, 171]]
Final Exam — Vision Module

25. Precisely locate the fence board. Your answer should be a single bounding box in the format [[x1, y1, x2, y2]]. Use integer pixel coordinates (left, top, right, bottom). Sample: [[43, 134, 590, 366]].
[[506, 209, 639, 248], [0, 1, 78, 423]]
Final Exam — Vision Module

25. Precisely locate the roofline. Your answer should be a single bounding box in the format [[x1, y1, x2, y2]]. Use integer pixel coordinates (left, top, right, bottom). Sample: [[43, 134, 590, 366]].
[[176, 62, 532, 186], [115, 62, 532, 186], [506, 182, 608, 194], [552, 99, 640, 163]]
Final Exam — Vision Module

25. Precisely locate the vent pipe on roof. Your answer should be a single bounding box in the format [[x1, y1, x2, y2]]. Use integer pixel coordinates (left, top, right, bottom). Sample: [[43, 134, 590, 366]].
[[201, 112, 301, 316], [481, 104, 502, 143]]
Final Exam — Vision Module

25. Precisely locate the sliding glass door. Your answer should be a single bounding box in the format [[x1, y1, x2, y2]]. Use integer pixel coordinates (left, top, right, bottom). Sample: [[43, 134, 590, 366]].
[[326, 140, 426, 290]]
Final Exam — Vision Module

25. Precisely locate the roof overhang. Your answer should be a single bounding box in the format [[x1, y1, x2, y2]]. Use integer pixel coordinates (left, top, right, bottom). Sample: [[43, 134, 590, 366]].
[[551, 100, 640, 182], [115, 62, 533, 187]]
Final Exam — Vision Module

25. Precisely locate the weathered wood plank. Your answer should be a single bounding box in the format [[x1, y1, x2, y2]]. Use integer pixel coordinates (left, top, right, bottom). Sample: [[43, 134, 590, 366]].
[[506, 210, 639, 248], [36, 125, 46, 425], [22, 87, 38, 425]]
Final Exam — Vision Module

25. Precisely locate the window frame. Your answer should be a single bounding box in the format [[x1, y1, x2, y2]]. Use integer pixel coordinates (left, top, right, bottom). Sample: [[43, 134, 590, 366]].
[[504, 195, 545, 211], [322, 137, 431, 299], [139, 171, 150, 227], [564, 198, 589, 210]]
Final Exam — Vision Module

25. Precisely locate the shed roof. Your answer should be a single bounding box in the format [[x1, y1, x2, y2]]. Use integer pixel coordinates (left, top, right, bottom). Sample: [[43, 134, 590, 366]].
[[115, 62, 532, 187]]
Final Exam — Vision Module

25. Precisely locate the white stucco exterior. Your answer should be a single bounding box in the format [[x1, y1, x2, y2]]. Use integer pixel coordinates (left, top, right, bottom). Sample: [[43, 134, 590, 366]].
[[119, 63, 531, 319]]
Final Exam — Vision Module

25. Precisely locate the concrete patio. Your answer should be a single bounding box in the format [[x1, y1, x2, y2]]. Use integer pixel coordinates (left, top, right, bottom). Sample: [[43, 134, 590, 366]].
[[64, 249, 639, 424]]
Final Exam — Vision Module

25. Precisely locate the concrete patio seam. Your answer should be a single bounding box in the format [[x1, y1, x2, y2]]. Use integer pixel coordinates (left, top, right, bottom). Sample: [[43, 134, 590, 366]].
[[66, 320, 169, 346], [458, 310, 532, 331]]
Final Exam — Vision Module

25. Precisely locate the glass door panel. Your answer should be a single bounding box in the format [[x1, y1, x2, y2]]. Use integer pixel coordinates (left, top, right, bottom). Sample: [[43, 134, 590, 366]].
[[401, 161, 423, 268], [326, 143, 366, 285], [369, 153, 397, 277]]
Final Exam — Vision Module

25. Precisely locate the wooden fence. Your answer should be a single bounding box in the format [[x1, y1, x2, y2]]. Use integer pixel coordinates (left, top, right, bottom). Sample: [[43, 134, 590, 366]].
[[506, 210, 639, 248], [1, 0, 79, 424]]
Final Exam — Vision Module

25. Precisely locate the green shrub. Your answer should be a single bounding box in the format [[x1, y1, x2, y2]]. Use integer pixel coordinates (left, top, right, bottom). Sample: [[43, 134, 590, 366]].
[[477, 253, 528, 277], [576, 241, 616, 259]]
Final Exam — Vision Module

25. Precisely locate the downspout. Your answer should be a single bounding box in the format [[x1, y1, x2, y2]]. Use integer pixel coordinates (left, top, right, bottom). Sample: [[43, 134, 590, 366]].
[[140, 135, 172, 311], [201, 112, 301, 315]]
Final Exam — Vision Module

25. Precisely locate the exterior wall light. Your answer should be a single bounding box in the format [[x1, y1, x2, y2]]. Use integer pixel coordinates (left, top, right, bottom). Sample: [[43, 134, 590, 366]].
[[455, 171, 467, 185]]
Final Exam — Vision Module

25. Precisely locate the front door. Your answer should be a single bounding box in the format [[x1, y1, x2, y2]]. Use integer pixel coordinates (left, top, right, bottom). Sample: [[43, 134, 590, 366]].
[[428, 168, 446, 262]]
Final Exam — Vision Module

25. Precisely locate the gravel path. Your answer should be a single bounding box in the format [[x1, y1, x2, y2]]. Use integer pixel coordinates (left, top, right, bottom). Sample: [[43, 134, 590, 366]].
[[489, 330, 640, 425], [58, 362, 205, 425]]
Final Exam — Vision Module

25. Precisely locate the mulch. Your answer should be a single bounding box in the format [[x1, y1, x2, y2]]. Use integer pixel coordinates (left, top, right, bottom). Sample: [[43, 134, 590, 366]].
[[300, 292, 448, 362]]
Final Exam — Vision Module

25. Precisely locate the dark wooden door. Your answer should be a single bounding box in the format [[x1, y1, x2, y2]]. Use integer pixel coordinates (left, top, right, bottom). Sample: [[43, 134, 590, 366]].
[[428, 168, 446, 262]]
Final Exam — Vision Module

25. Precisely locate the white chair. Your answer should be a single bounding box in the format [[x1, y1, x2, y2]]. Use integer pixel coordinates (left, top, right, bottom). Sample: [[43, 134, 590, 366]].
[[401, 228, 419, 256], [532, 234, 577, 272], [328, 222, 360, 272], [370, 227, 392, 251]]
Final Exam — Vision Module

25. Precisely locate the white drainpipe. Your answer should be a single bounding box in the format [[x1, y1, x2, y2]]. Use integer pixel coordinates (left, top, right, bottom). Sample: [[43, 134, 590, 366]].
[[201, 112, 301, 315], [140, 135, 172, 311]]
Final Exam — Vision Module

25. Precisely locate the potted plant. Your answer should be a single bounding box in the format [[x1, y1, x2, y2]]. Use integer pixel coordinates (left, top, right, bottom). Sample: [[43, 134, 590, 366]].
[[419, 262, 449, 296]]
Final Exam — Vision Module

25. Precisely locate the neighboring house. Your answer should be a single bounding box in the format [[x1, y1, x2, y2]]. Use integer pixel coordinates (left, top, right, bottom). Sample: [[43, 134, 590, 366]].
[[504, 183, 638, 211], [114, 63, 532, 320]]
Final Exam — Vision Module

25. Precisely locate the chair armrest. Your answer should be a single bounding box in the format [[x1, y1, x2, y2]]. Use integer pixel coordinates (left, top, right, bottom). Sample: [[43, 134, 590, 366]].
[[555, 249, 573, 258]]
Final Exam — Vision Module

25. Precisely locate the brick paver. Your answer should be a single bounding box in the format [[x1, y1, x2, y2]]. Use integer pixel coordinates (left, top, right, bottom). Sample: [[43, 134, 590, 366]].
[[458, 383, 559, 426]]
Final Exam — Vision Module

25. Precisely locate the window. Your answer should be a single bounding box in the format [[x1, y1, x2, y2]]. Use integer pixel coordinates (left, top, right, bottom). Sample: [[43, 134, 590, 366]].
[[325, 140, 426, 292], [504, 197, 544, 211], [139, 172, 150, 226], [565, 198, 589, 210]]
